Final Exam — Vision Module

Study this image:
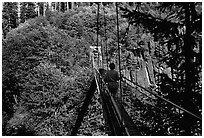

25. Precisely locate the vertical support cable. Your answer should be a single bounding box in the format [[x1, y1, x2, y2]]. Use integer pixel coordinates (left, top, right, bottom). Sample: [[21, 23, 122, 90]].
[[116, 2, 124, 133], [101, 39, 104, 68], [103, 4, 108, 70], [97, 2, 100, 68]]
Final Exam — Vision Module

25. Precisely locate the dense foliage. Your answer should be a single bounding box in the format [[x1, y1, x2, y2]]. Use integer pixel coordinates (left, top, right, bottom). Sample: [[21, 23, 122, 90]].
[[77, 90, 107, 136], [2, 2, 18, 38], [20, 2, 38, 23], [2, 5, 104, 135], [120, 2, 202, 135], [2, 2, 202, 136]]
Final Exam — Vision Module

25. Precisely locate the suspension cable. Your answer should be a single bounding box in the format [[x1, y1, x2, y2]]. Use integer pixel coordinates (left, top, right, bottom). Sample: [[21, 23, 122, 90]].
[[103, 4, 108, 70], [122, 77, 202, 121], [97, 2, 100, 68], [116, 2, 121, 77], [116, 2, 125, 131]]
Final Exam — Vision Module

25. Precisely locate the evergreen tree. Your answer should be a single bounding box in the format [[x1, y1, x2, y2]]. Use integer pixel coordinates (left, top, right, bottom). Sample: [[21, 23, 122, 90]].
[[20, 2, 37, 23], [60, 2, 66, 12], [2, 2, 18, 38], [121, 2, 202, 135]]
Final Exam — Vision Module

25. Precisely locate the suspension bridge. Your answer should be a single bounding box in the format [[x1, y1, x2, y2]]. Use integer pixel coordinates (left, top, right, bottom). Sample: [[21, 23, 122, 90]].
[[71, 3, 201, 136]]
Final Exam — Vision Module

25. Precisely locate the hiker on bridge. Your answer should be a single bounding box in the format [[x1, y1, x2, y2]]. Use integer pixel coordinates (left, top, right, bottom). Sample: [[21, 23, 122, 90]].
[[104, 63, 120, 98]]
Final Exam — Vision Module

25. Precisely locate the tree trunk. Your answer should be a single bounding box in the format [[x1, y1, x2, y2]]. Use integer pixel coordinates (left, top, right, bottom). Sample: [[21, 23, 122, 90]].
[[66, 2, 69, 11], [184, 3, 192, 108], [60, 2, 65, 12], [183, 3, 196, 135], [38, 2, 44, 16]]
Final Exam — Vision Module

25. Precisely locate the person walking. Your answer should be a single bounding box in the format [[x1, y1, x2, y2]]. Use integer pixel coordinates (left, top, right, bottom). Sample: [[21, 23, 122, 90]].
[[104, 63, 120, 97]]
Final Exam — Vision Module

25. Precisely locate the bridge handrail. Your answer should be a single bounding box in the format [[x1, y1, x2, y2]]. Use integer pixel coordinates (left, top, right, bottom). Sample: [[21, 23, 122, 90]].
[[122, 77, 202, 121], [94, 68, 131, 135]]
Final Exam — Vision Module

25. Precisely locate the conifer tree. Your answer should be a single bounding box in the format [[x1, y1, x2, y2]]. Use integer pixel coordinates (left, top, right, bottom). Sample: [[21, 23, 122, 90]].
[[121, 2, 202, 135], [20, 2, 37, 23], [2, 2, 18, 37]]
